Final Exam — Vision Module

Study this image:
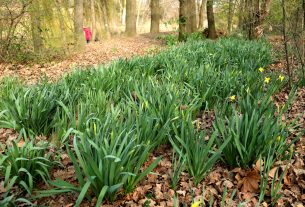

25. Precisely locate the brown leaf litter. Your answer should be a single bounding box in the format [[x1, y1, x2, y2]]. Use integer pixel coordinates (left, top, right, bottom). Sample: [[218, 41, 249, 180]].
[[0, 35, 164, 84]]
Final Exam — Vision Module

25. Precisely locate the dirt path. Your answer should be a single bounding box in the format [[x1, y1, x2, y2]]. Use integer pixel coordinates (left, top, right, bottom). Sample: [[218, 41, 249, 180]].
[[0, 35, 164, 84]]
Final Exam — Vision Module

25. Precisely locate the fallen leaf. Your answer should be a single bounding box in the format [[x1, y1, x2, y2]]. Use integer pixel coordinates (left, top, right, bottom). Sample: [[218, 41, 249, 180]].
[[241, 169, 260, 193], [269, 167, 278, 178], [176, 190, 186, 196], [17, 139, 25, 148], [222, 180, 234, 189], [255, 159, 264, 171]]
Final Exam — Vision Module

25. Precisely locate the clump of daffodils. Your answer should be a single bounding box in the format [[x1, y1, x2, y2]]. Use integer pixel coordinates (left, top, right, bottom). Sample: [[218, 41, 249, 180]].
[[229, 95, 236, 102], [264, 77, 270, 84]]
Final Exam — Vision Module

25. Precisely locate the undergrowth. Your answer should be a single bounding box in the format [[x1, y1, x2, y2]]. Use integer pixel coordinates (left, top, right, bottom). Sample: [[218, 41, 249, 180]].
[[0, 38, 297, 206]]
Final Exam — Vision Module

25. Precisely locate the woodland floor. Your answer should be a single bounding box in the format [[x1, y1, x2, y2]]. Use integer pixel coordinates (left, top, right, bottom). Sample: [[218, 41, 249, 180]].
[[0, 36, 305, 206], [0, 88, 304, 207], [0, 35, 164, 84], [34, 88, 305, 207]]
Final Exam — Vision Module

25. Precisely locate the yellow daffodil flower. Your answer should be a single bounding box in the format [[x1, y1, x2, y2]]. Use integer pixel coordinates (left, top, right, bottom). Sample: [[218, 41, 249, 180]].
[[230, 95, 236, 102], [276, 136, 281, 142], [258, 67, 264, 73], [279, 75, 284, 82], [264, 77, 270, 84], [191, 201, 202, 207], [196, 121, 200, 129]]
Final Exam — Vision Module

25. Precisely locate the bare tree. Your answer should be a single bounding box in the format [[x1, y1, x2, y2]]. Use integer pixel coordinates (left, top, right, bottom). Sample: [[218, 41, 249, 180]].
[[126, 0, 137, 36], [74, 0, 84, 48], [281, 0, 291, 87], [30, 0, 43, 52], [90, 0, 96, 41], [246, 0, 272, 39], [55, 0, 67, 48], [189, 0, 197, 32], [207, 0, 216, 39], [227, 0, 234, 33], [303, 0, 305, 30], [238, 0, 245, 29], [198, 0, 206, 30], [179, 0, 190, 41], [150, 0, 160, 33]]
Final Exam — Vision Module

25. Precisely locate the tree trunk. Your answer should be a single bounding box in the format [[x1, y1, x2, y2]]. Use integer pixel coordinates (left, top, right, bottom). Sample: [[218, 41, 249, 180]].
[[150, 0, 160, 33], [126, 0, 137, 36], [119, 0, 126, 25], [281, 0, 291, 87], [136, 0, 142, 28], [198, 0, 206, 30], [207, 0, 216, 39], [30, 0, 44, 52], [246, 0, 255, 39], [55, 0, 67, 49], [90, 0, 96, 41], [98, 0, 111, 39], [303, 0, 305, 30], [247, 0, 272, 39], [228, 0, 233, 33], [105, 0, 114, 33], [238, 0, 245, 29], [189, 0, 197, 32], [302, 0, 305, 71], [179, 0, 190, 41], [74, 0, 84, 48]]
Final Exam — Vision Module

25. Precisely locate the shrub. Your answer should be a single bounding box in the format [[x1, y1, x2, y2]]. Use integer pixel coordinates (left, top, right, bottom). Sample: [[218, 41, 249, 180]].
[[157, 34, 178, 46]]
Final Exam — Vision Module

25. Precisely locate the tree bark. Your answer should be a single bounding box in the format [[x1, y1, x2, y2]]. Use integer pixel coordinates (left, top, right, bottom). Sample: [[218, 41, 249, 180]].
[[105, 0, 114, 33], [150, 0, 160, 33], [302, 0, 305, 70], [136, 0, 142, 28], [179, 0, 190, 41], [119, 0, 126, 25], [227, 0, 233, 33], [238, 0, 245, 29], [207, 0, 216, 39], [98, 0, 111, 39], [281, 0, 291, 87], [30, 0, 44, 52], [126, 0, 137, 36], [90, 0, 96, 41], [189, 0, 197, 32], [198, 0, 206, 30], [247, 0, 272, 39], [303, 0, 305, 30], [55, 0, 67, 49], [74, 0, 84, 48]]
